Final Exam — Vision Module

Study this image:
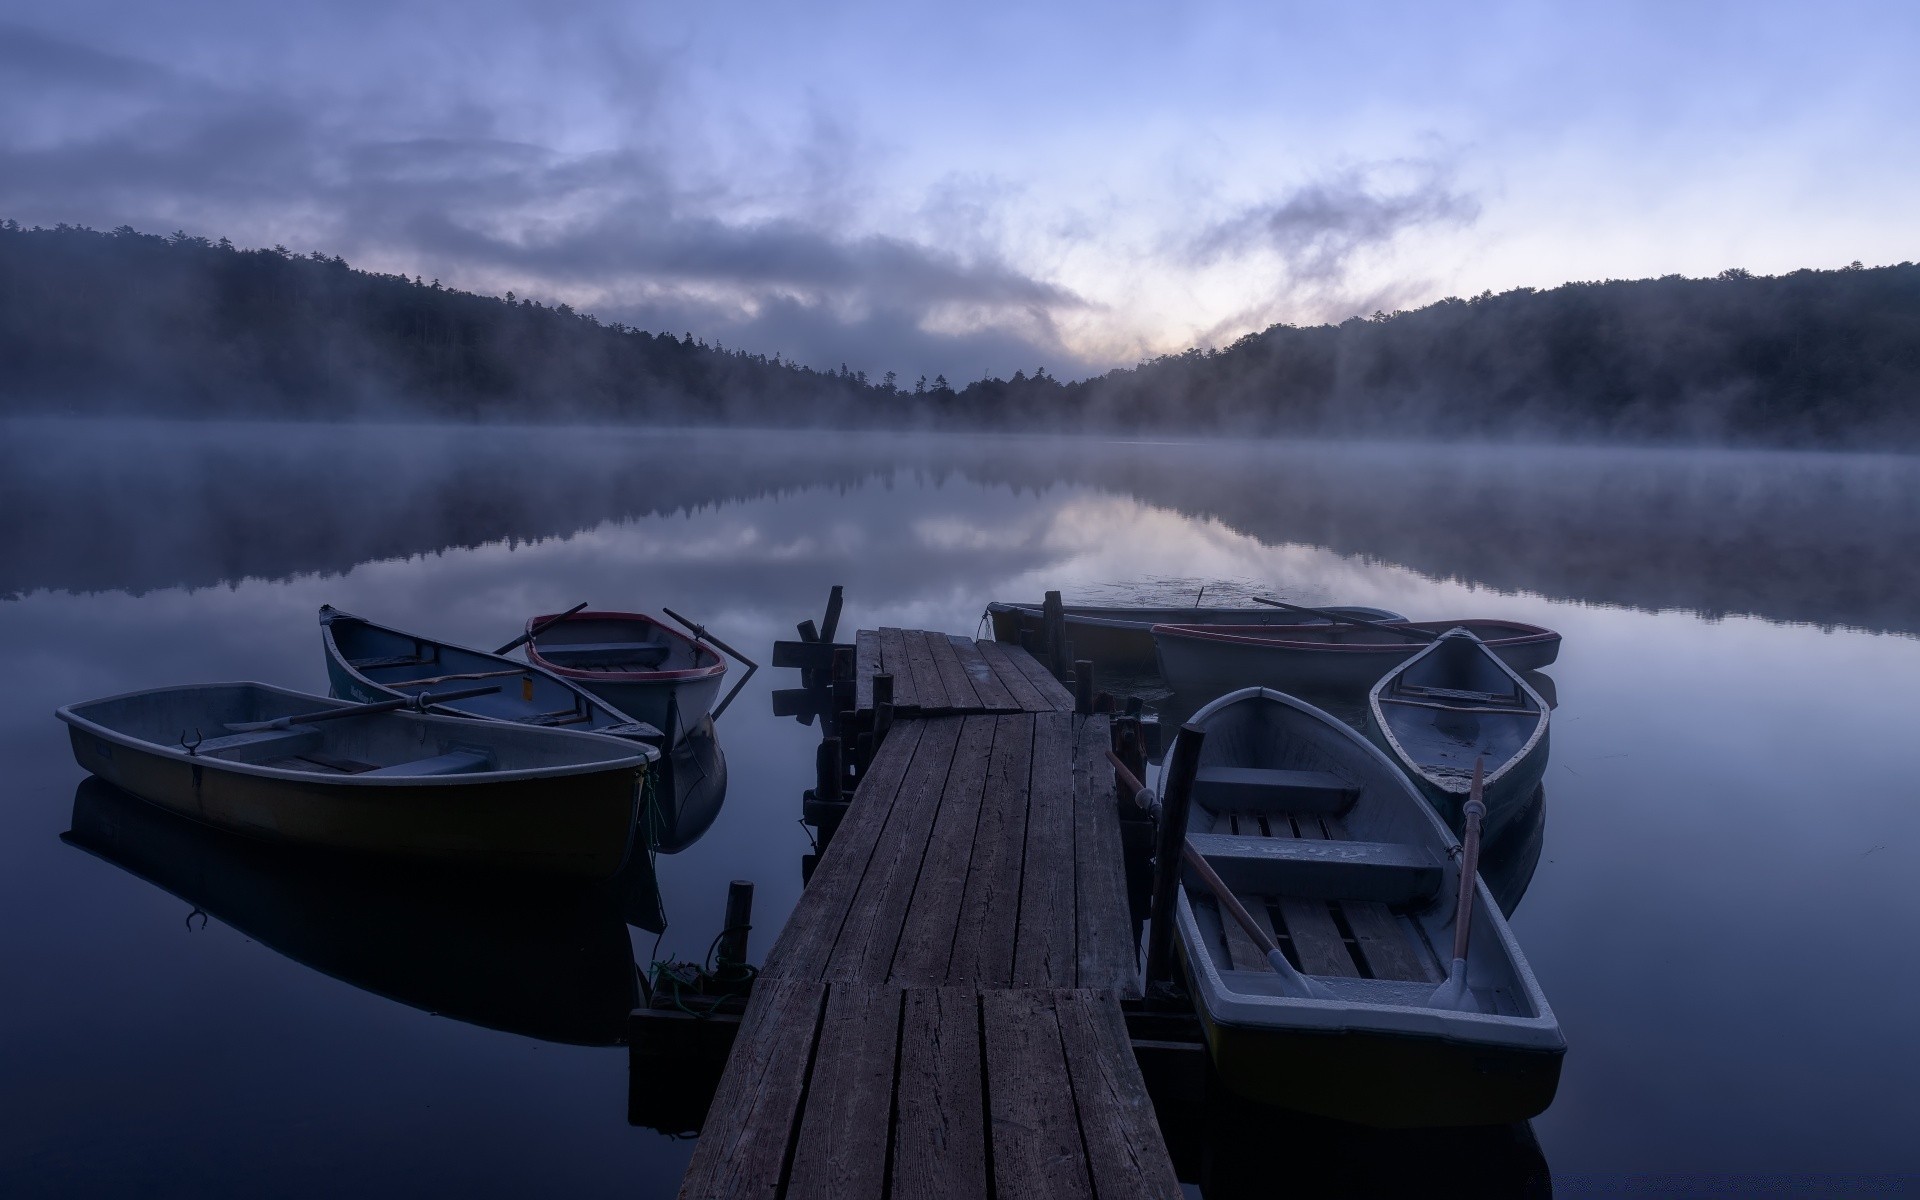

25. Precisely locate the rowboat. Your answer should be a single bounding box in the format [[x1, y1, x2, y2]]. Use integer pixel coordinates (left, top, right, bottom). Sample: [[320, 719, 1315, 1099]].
[[986, 601, 1405, 671], [1170, 687, 1563, 1126], [522, 610, 726, 743], [1366, 628, 1550, 846], [63, 777, 640, 1043], [1153, 618, 1560, 697], [319, 606, 663, 744], [57, 682, 654, 879]]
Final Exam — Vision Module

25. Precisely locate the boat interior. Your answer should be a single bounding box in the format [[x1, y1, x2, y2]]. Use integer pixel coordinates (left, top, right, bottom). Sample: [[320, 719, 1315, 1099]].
[[1376, 634, 1545, 791], [1183, 691, 1536, 1017], [331, 616, 603, 728], [1212, 619, 1528, 647], [532, 616, 716, 673], [68, 684, 641, 778]]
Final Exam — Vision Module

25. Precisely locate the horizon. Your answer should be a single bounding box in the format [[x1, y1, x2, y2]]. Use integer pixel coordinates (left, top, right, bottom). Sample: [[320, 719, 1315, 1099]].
[[2, 1, 1915, 385]]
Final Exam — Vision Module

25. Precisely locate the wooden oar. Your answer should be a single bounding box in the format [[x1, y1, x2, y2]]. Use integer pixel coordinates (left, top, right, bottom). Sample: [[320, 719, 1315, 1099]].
[[225, 684, 504, 732], [1251, 596, 1436, 642], [493, 602, 590, 656], [381, 667, 526, 690], [662, 607, 761, 723], [1429, 756, 1488, 1010], [1105, 748, 1330, 999]]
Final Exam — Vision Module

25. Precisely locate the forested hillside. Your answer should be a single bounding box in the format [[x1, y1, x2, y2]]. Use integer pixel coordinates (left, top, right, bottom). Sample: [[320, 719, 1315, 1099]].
[[4, 221, 1915, 444]]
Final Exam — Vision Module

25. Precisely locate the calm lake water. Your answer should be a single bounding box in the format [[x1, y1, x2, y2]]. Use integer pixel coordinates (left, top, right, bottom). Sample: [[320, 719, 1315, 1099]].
[[3, 420, 1917, 1196]]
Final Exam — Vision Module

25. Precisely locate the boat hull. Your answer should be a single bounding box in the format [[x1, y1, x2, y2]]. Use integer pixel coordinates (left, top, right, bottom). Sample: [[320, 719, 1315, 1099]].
[[1154, 619, 1560, 698], [524, 611, 728, 743], [1181, 940, 1564, 1128], [60, 685, 644, 879], [986, 602, 1405, 672]]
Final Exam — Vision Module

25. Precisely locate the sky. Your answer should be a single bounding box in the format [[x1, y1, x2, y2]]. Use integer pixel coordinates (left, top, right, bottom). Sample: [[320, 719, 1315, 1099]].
[[1, 0, 1916, 384]]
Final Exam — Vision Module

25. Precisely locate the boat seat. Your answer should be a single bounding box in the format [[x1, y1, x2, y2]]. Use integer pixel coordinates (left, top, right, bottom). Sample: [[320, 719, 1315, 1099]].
[[1396, 684, 1514, 704], [197, 726, 323, 763], [1186, 831, 1442, 905], [542, 641, 672, 667], [361, 749, 494, 778], [349, 654, 433, 670], [1191, 767, 1355, 814]]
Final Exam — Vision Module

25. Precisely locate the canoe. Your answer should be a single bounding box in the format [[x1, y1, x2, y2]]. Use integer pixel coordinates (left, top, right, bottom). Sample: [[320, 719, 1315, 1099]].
[[1171, 686, 1564, 1127], [1153, 618, 1560, 697], [63, 777, 640, 1044], [1365, 628, 1550, 846], [523, 610, 726, 743], [986, 601, 1406, 671], [57, 682, 654, 879], [319, 606, 663, 744]]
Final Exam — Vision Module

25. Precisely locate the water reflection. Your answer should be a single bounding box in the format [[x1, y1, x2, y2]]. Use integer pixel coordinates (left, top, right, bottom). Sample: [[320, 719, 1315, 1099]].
[[63, 778, 657, 1045]]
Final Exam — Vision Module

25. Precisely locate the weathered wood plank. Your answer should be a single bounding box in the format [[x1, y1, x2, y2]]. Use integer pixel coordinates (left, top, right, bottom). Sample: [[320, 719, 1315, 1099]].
[[926, 630, 984, 713], [763, 722, 927, 980], [972, 639, 1050, 713], [951, 636, 1018, 712], [1014, 712, 1078, 987], [826, 718, 964, 981], [891, 717, 998, 985], [1221, 895, 1272, 972], [981, 990, 1095, 1200], [855, 629, 881, 712], [901, 629, 951, 713], [878, 627, 919, 710], [1054, 990, 1183, 1200], [677, 978, 828, 1199], [1278, 813, 1360, 976], [1072, 715, 1137, 993], [947, 715, 1033, 985], [892, 989, 988, 1200], [787, 984, 900, 1199], [1342, 901, 1440, 983], [999, 641, 1077, 712]]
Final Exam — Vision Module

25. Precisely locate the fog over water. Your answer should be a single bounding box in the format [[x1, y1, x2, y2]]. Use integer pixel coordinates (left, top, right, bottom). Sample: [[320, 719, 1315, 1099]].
[[2, 420, 1916, 1195]]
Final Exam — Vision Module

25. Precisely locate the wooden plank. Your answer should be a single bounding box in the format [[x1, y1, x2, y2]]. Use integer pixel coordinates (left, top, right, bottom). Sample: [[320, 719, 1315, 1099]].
[[890, 717, 998, 985], [1341, 900, 1440, 983], [826, 718, 964, 981], [1054, 990, 1184, 1200], [999, 642, 1077, 712], [787, 984, 900, 1198], [901, 629, 951, 714], [972, 639, 1050, 713], [878, 627, 919, 710], [947, 715, 1033, 985], [855, 629, 880, 712], [1279, 814, 1360, 977], [677, 978, 828, 1199], [892, 989, 988, 1200], [1221, 896, 1272, 972], [1013, 712, 1078, 987], [951, 636, 1018, 712], [1072, 715, 1137, 993], [926, 630, 984, 713], [763, 722, 927, 980], [981, 990, 1095, 1200]]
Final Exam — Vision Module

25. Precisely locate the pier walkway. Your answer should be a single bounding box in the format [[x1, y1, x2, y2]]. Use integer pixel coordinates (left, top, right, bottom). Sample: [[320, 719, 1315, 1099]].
[[678, 635, 1179, 1199]]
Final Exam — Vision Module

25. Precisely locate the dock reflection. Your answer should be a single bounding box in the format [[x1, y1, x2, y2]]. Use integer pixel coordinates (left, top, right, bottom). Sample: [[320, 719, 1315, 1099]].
[[62, 778, 672, 1046]]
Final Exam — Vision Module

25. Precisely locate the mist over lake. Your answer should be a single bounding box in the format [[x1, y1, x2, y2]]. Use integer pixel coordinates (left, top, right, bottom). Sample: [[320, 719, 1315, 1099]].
[[3, 419, 1916, 1194]]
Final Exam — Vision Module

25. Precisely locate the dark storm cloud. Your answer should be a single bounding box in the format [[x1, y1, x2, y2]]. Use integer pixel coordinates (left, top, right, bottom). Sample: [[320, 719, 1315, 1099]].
[[1192, 163, 1479, 282], [0, 20, 1085, 382]]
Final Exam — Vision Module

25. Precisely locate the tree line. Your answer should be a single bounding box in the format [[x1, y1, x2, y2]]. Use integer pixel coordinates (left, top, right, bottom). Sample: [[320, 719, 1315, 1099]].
[[2, 220, 1915, 444]]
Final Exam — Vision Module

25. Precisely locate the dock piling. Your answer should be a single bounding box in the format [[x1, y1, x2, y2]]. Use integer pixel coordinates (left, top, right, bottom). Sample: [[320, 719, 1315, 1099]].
[[1144, 723, 1206, 988], [719, 880, 754, 966]]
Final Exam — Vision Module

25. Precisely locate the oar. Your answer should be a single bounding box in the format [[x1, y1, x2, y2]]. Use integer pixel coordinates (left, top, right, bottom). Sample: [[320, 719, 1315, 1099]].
[[662, 607, 761, 723], [1429, 756, 1488, 1011], [1104, 749, 1330, 999], [1181, 840, 1334, 1000], [493, 602, 590, 656], [225, 684, 504, 732], [1251, 596, 1436, 642]]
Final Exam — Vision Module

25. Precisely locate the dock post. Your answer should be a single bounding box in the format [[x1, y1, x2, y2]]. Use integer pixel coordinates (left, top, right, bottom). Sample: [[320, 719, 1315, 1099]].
[[1112, 715, 1148, 807], [831, 646, 855, 722], [1144, 723, 1206, 987], [816, 737, 843, 803], [1073, 659, 1094, 715], [820, 585, 844, 643], [1042, 590, 1068, 678], [718, 880, 754, 966], [872, 672, 894, 748]]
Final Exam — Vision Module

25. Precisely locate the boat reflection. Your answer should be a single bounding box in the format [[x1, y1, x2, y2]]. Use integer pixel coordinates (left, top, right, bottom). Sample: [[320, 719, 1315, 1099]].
[[653, 714, 727, 853], [62, 778, 672, 1046]]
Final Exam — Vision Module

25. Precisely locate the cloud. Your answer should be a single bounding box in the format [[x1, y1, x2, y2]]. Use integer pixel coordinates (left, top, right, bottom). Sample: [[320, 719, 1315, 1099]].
[[1192, 161, 1479, 283], [0, 20, 1086, 384]]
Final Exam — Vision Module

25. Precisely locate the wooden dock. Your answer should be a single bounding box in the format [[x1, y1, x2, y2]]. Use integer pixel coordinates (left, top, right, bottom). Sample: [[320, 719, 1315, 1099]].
[[678, 633, 1180, 1199]]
